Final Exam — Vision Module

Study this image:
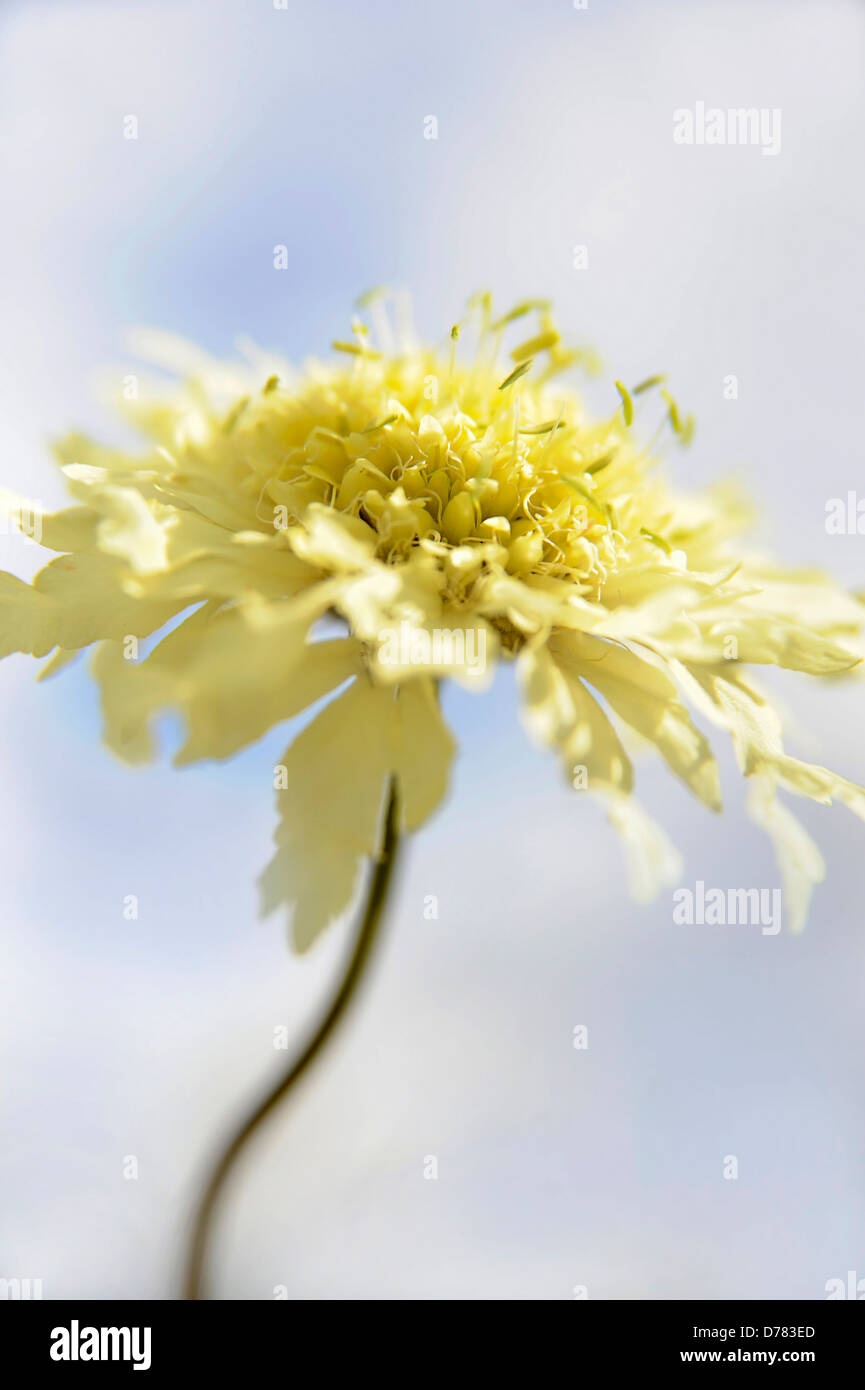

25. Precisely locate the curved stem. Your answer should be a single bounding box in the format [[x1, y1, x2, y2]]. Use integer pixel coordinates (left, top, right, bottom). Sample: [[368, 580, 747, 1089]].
[[182, 779, 401, 1300]]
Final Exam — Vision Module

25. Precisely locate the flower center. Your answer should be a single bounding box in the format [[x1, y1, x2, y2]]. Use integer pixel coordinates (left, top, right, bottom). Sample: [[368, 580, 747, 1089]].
[[253, 354, 638, 600]]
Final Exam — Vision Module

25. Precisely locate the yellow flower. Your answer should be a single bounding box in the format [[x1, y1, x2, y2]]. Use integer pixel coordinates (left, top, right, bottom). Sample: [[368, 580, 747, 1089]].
[[2, 296, 863, 946]]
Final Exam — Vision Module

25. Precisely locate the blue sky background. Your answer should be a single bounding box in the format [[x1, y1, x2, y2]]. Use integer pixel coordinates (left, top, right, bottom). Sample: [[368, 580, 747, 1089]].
[[1, 0, 864, 1298]]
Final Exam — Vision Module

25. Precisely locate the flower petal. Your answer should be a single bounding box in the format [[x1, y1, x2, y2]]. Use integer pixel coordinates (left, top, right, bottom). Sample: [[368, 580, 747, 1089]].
[[517, 641, 632, 792], [260, 676, 455, 950], [606, 795, 683, 902], [93, 595, 358, 765], [694, 667, 865, 820], [745, 773, 825, 935], [391, 678, 456, 830], [551, 631, 722, 811], [0, 555, 185, 659]]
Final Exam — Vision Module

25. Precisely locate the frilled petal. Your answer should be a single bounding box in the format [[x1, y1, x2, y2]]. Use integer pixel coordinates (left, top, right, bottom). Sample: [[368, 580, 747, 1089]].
[[0, 555, 185, 659], [83, 483, 168, 574], [260, 676, 455, 950], [550, 630, 722, 811], [642, 599, 860, 675], [745, 773, 825, 935], [393, 679, 457, 830], [0, 486, 101, 554], [693, 667, 865, 819], [517, 641, 632, 792], [124, 524, 315, 604], [606, 795, 684, 902], [286, 504, 377, 571], [93, 589, 357, 765]]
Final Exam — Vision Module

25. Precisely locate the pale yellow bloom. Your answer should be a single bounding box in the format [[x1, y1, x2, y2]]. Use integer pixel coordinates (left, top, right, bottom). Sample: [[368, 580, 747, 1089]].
[[2, 297, 863, 946]]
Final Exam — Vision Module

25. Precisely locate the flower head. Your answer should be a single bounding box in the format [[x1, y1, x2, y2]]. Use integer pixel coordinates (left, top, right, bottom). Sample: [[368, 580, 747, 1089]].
[[2, 295, 863, 947]]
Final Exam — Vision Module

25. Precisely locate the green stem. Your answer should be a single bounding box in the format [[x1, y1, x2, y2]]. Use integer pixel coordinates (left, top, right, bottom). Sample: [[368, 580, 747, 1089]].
[[182, 779, 401, 1300]]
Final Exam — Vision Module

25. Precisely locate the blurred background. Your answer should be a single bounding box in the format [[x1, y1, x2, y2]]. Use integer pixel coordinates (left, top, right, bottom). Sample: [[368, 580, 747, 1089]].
[[1, 0, 864, 1299]]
